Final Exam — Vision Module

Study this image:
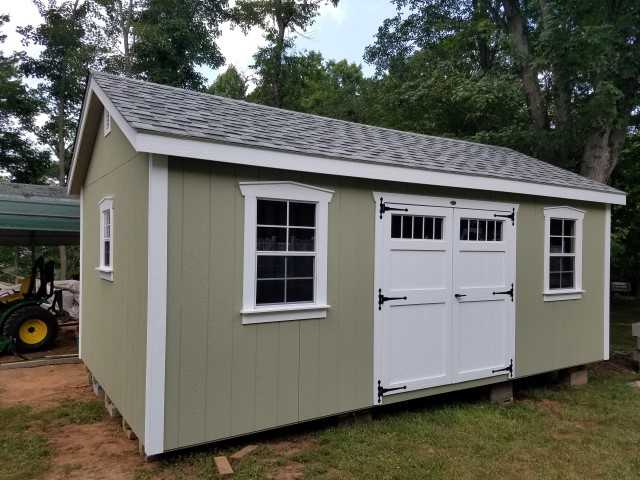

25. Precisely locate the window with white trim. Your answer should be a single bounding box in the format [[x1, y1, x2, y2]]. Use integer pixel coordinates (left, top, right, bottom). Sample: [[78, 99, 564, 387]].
[[98, 197, 114, 281], [240, 182, 333, 324], [103, 109, 111, 136], [543, 207, 584, 301]]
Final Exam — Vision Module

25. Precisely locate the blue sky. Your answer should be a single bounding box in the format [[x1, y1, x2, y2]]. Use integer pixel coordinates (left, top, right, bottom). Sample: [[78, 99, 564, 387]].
[[2, 0, 398, 85]]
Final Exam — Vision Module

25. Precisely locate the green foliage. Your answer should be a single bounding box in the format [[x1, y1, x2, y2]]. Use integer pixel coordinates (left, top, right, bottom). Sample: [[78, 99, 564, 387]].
[[208, 65, 247, 99], [130, 0, 228, 89], [0, 15, 51, 184]]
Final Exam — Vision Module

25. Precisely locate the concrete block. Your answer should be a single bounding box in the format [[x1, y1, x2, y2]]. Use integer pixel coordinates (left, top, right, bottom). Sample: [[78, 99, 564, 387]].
[[561, 367, 588, 386], [122, 419, 137, 441], [91, 378, 104, 399], [632, 322, 640, 338], [490, 382, 513, 404], [214, 456, 234, 476], [230, 445, 258, 461], [104, 395, 121, 418]]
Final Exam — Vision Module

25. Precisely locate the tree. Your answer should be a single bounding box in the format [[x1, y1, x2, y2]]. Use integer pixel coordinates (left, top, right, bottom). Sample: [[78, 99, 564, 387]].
[[130, 0, 228, 89], [208, 65, 247, 99], [366, 0, 640, 183], [94, 0, 141, 73], [0, 15, 51, 184], [233, 0, 339, 107]]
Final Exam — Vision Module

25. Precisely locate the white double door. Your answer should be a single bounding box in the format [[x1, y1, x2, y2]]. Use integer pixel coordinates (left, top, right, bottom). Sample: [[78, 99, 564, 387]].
[[374, 197, 516, 402]]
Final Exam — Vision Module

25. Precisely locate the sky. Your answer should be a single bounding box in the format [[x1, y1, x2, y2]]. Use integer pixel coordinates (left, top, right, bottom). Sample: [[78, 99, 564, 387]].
[[1, 0, 398, 85]]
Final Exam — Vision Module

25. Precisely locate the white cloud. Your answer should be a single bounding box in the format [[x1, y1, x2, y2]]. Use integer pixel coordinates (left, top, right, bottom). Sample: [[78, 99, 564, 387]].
[[317, 1, 347, 25], [1, 1, 43, 57]]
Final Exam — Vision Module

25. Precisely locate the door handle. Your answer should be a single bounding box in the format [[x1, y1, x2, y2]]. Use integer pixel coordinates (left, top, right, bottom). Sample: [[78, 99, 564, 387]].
[[454, 293, 467, 299]]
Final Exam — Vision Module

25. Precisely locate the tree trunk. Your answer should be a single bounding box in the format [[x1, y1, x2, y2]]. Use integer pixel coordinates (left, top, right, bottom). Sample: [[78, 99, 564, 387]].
[[56, 99, 68, 279], [580, 127, 626, 183], [502, 0, 547, 129]]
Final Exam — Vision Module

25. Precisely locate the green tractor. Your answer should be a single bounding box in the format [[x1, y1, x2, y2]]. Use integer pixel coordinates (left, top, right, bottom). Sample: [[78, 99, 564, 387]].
[[0, 257, 65, 355]]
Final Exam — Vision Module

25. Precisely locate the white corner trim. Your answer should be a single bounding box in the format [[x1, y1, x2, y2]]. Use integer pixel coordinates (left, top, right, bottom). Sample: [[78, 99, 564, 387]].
[[144, 154, 168, 456], [78, 186, 84, 359], [603, 205, 611, 360], [240, 182, 334, 325]]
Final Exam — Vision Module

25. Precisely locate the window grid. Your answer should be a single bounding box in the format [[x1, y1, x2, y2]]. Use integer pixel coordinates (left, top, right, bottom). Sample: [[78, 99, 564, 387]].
[[549, 218, 576, 290], [391, 214, 444, 240], [459, 218, 503, 241]]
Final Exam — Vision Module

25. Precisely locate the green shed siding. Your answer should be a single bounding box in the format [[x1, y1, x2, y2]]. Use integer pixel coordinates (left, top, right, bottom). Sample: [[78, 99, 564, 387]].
[[81, 117, 148, 440], [164, 158, 607, 450]]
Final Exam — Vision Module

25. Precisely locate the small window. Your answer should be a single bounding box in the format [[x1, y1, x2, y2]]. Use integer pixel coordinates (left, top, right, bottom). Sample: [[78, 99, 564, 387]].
[[98, 197, 114, 281], [391, 215, 443, 240], [103, 109, 111, 136], [543, 207, 584, 301], [240, 182, 334, 324], [460, 218, 503, 241]]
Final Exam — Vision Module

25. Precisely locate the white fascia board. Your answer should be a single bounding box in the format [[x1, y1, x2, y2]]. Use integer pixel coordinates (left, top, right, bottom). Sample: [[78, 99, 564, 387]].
[[135, 133, 626, 206], [144, 154, 168, 455], [603, 205, 611, 360]]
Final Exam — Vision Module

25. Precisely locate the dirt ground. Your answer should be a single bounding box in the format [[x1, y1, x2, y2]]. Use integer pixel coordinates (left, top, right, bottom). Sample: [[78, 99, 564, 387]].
[[0, 363, 149, 480]]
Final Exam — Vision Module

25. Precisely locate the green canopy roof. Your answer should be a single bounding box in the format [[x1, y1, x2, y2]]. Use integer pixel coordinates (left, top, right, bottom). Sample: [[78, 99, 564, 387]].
[[0, 183, 80, 246]]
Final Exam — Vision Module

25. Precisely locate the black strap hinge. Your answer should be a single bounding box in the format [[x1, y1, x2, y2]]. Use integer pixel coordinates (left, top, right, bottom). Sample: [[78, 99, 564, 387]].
[[377, 379, 407, 403], [492, 358, 514, 377], [492, 283, 514, 302], [378, 288, 407, 310], [494, 208, 515, 225], [379, 197, 408, 219]]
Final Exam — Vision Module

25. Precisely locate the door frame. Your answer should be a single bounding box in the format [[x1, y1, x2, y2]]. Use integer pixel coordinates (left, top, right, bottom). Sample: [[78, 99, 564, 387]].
[[372, 192, 519, 405]]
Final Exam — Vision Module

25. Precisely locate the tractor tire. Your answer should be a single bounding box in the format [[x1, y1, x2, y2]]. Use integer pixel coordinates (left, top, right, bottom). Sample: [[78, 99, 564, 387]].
[[2, 305, 58, 353]]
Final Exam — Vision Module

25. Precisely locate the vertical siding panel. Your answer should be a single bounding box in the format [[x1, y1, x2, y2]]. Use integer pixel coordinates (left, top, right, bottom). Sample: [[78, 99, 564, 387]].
[[205, 165, 235, 439], [254, 323, 279, 429], [177, 163, 210, 446], [164, 162, 183, 450], [298, 319, 320, 420], [277, 321, 300, 425]]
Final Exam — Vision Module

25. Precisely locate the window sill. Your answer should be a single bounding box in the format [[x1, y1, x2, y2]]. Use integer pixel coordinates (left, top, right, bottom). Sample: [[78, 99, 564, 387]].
[[241, 304, 330, 324], [96, 267, 114, 282], [543, 289, 584, 302]]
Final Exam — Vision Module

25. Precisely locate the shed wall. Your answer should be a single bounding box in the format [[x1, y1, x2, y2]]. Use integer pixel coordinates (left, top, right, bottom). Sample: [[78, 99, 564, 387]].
[[81, 117, 149, 439], [164, 158, 606, 450]]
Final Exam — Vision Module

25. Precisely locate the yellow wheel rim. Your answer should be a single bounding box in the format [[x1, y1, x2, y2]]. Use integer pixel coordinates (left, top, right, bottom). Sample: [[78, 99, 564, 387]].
[[18, 319, 48, 345]]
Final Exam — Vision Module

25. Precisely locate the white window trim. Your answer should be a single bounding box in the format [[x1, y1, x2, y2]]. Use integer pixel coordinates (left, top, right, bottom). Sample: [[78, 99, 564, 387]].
[[543, 206, 584, 301], [97, 196, 114, 281], [103, 108, 111, 136], [240, 181, 334, 324]]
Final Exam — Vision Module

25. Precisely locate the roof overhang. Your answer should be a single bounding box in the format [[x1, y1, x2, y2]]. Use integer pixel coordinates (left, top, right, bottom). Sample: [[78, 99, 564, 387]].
[[69, 77, 627, 206]]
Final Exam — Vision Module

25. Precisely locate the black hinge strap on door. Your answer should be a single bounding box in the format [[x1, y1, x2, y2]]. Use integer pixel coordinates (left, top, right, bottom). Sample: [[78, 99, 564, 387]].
[[377, 380, 407, 403], [378, 289, 407, 310], [492, 283, 514, 301], [379, 197, 408, 219], [492, 358, 514, 377], [494, 208, 515, 225]]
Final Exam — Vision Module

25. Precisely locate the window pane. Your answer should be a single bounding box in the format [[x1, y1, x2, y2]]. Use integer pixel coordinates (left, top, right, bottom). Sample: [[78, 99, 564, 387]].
[[402, 216, 412, 239], [256, 279, 285, 304], [496, 221, 503, 241], [257, 256, 285, 279], [560, 272, 574, 289], [257, 200, 286, 225], [434, 218, 443, 239], [469, 219, 478, 241], [563, 219, 575, 236], [257, 227, 286, 251], [478, 220, 486, 241], [104, 241, 110, 266], [289, 202, 315, 227], [413, 217, 423, 239], [426, 217, 434, 239], [550, 237, 562, 253], [550, 257, 562, 272], [549, 272, 561, 289], [563, 237, 574, 254], [487, 220, 495, 241], [550, 219, 563, 236], [286, 256, 314, 278], [561, 256, 574, 272], [459, 219, 468, 240], [391, 215, 401, 238], [286, 279, 314, 302], [288, 228, 315, 251]]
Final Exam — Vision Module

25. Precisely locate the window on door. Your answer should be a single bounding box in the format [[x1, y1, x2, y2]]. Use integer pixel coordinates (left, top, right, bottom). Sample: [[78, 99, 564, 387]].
[[543, 207, 584, 301], [391, 215, 444, 240], [459, 218, 503, 241]]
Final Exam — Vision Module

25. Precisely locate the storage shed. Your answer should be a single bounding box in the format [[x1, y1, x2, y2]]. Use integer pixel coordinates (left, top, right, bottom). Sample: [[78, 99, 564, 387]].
[[69, 71, 626, 456]]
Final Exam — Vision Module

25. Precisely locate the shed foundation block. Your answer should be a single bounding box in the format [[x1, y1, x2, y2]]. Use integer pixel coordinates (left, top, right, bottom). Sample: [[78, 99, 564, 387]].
[[104, 395, 120, 418], [489, 381, 513, 405], [560, 367, 588, 386]]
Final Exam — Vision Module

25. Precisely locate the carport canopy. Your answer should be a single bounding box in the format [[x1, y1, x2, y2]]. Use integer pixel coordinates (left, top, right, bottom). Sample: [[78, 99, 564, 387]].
[[0, 183, 80, 246]]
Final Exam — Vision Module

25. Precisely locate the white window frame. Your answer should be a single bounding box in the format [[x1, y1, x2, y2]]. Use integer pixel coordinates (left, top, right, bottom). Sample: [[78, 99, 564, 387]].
[[103, 108, 111, 136], [240, 181, 333, 324], [543, 206, 584, 301], [97, 197, 114, 281]]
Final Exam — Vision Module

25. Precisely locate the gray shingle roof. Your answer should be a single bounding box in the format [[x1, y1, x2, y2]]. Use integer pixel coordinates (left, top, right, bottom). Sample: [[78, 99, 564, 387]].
[[0, 182, 75, 201], [92, 71, 622, 196]]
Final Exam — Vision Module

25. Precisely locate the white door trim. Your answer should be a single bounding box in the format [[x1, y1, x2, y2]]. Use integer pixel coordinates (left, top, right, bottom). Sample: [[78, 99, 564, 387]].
[[372, 192, 518, 405]]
